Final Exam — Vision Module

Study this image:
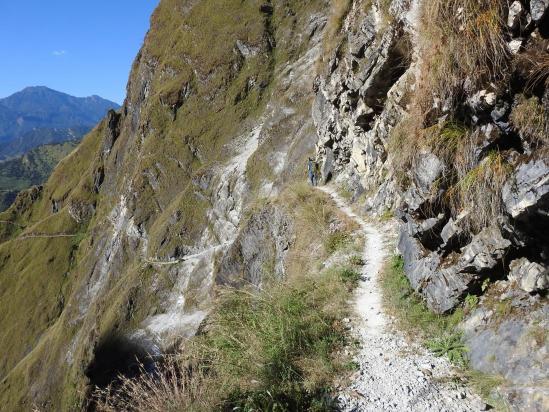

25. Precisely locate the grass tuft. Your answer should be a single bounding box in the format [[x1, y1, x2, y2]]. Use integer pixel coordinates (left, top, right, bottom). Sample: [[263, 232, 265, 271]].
[[426, 334, 468, 367], [95, 265, 358, 411], [446, 150, 512, 233], [325, 232, 352, 254], [417, 0, 508, 117], [510, 95, 549, 148]]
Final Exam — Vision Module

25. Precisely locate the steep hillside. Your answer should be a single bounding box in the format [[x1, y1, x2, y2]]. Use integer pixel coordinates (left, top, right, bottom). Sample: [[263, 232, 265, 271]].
[[0, 141, 78, 211], [0, 87, 119, 158], [0, 1, 332, 410], [0, 1, 547, 411]]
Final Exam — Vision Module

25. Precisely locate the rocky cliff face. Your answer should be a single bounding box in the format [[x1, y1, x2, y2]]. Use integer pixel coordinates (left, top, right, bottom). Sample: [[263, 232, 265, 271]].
[[313, 0, 548, 409], [0, 1, 331, 410]]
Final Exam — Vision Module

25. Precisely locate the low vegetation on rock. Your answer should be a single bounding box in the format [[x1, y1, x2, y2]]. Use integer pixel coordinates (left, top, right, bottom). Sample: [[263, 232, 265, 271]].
[[0, 141, 78, 211]]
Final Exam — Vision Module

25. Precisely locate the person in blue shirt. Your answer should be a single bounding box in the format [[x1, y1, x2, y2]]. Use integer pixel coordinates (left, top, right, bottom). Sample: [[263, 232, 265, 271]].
[[308, 157, 317, 186]]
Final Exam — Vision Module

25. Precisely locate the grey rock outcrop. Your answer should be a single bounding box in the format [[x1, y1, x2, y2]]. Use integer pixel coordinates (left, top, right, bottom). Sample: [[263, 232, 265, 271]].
[[460, 226, 512, 274], [508, 1, 524, 29], [509, 258, 549, 293], [215, 204, 293, 287], [312, 0, 549, 409], [440, 212, 469, 250], [399, 222, 514, 314], [462, 285, 549, 412], [502, 158, 549, 219], [312, 3, 412, 208], [530, 0, 549, 21]]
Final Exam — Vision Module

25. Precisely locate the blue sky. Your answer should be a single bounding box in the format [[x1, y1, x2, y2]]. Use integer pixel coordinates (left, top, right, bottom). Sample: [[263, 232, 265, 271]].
[[0, 1, 159, 104]]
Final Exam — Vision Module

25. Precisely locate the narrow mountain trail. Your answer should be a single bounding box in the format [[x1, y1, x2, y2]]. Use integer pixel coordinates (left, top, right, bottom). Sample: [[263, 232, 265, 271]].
[[319, 186, 486, 412], [18, 233, 77, 240]]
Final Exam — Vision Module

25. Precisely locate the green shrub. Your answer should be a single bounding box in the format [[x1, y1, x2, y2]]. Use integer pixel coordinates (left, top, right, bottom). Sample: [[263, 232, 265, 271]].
[[324, 232, 351, 254], [426, 334, 468, 367]]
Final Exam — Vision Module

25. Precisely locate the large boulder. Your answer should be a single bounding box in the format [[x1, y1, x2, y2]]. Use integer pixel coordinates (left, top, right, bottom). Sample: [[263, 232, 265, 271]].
[[530, 0, 549, 21], [459, 225, 512, 274], [509, 258, 549, 293], [502, 159, 549, 219]]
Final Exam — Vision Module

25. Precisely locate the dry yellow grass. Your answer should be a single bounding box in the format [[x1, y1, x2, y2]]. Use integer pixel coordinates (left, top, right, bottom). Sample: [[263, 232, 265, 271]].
[[446, 150, 512, 232], [387, 0, 510, 231], [318, 0, 353, 72], [414, 0, 508, 122], [510, 95, 549, 148]]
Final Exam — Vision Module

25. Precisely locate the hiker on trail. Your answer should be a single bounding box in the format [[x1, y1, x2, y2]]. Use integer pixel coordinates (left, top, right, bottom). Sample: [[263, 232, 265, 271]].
[[308, 157, 317, 186]]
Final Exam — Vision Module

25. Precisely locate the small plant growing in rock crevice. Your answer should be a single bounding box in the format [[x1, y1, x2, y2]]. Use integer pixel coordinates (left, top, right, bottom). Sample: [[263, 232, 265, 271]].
[[510, 95, 549, 149], [464, 294, 479, 313], [380, 208, 394, 221], [446, 150, 513, 233], [427, 334, 469, 367]]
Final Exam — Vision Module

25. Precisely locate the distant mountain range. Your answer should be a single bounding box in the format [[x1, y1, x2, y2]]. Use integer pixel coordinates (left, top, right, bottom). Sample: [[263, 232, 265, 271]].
[[0, 86, 119, 159], [0, 140, 78, 211]]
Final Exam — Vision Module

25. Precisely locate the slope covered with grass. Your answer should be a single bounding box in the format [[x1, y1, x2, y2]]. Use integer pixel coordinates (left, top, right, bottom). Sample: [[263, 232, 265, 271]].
[[0, 141, 78, 211], [0, 1, 334, 410]]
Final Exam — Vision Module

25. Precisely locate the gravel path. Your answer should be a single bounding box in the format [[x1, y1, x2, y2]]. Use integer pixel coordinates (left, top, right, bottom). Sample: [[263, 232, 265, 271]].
[[319, 186, 487, 412]]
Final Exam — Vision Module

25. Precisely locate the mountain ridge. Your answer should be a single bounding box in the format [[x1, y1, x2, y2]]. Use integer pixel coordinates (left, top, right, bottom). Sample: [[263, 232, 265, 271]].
[[0, 86, 119, 158]]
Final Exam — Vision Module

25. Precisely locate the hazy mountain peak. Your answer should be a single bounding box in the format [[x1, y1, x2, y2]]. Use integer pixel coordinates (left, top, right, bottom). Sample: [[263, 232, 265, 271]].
[[0, 86, 119, 158]]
